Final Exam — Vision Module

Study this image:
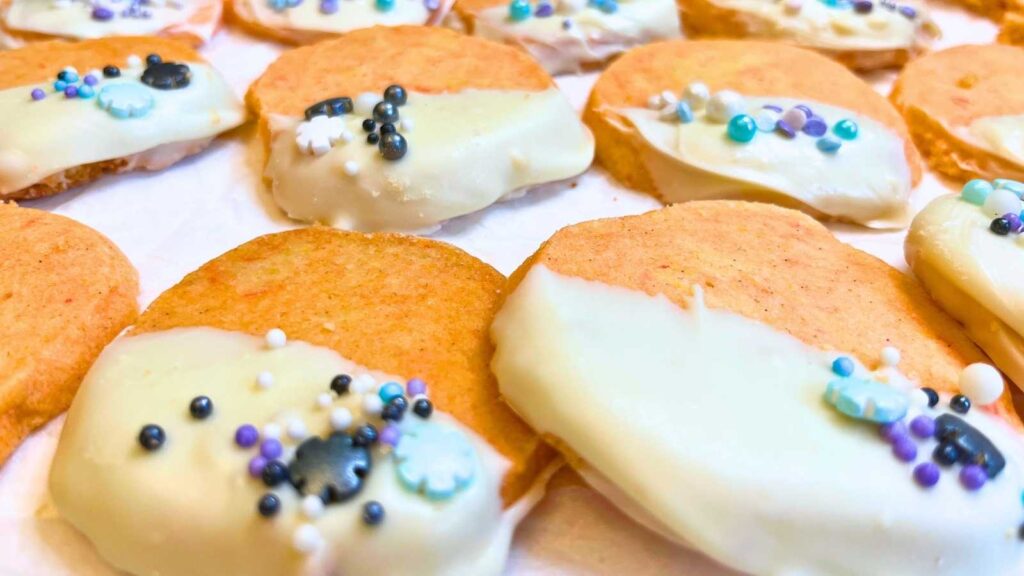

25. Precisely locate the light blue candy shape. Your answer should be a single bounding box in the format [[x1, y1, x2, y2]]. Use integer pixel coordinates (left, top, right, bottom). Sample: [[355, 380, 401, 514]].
[[825, 377, 908, 423], [395, 421, 477, 501], [97, 84, 154, 119], [994, 179, 1024, 198]]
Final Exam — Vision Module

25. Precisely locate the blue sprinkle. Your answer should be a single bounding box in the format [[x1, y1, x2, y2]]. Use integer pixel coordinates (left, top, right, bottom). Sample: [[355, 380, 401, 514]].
[[53, 80, 67, 92], [379, 382, 404, 403], [832, 356, 855, 377], [676, 101, 694, 123], [825, 378, 909, 423], [962, 179, 994, 205], [994, 178, 1024, 198], [816, 136, 842, 154]]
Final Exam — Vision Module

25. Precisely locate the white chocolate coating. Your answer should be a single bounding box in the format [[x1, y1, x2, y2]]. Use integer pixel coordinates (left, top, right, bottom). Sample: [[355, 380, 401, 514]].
[[906, 194, 1024, 388], [467, 0, 682, 75], [613, 96, 913, 227], [491, 265, 1024, 575], [238, 0, 435, 36], [0, 61, 245, 196], [960, 115, 1024, 168], [51, 328, 520, 576], [265, 88, 594, 232]]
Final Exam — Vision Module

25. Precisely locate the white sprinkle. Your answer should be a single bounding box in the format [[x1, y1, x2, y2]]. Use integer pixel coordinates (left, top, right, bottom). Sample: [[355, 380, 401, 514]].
[[880, 346, 901, 367], [705, 91, 746, 124], [400, 117, 415, 132], [362, 395, 384, 417], [683, 82, 710, 111], [354, 92, 379, 116], [330, 407, 353, 431], [293, 524, 322, 554], [63, 65, 78, 75], [263, 423, 282, 440], [316, 393, 334, 408], [287, 418, 308, 441], [257, 371, 275, 389], [658, 103, 679, 121], [960, 363, 1005, 406], [659, 90, 678, 107], [126, 54, 142, 68], [343, 161, 360, 176], [302, 495, 325, 519], [265, 328, 287, 349], [339, 130, 354, 143], [353, 374, 375, 394], [646, 94, 663, 110], [88, 68, 102, 79]]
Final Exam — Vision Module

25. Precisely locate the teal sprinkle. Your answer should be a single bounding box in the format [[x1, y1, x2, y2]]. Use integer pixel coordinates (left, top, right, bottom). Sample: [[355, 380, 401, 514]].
[[508, 0, 531, 20], [832, 119, 859, 140], [375, 0, 396, 11], [962, 179, 994, 206], [727, 114, 757, 143]]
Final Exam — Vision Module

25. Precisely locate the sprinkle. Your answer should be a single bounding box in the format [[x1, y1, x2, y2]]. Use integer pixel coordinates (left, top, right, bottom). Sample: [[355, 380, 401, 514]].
[[960, 465, 987, 491], [833, 119, 859, 140], [1004, 212, 1023, 233], [138, 424, 165, 451], [879, 421, 908, 443], [53, 80, 67, 92], [343, 161, 360, 176], [331, 374, 352, 395], [683, 82, 710, 110], [363, 395, 384, 417], [853, 0, 873, 12], [407, 378, 427, 397], [379, 382, 405, 403], [949, 394, 971, 415], [534, 2, 555, 16], [77, 85, 95, 99], [413, 398, 434, 419], [375, 0, 396, 10], [959, 363, 1004, 406], [962, 179, 993, 205], [754, 108, 779, 132], [354, 424, 379, 446], [775, 120, 797, 139], [816, 137, 842, 154], [293, 524, 323, 554], [189, 396, 214, 420], [983, 188, 1021, 218], [316, 393, 334, 408], [706, 91, 745, 124], [126, 54, 143, 68], [64, 85, 78, 99], [362, 501, 385, 526], [235, 424, 260, 448], [508, 0, 531, 20], [265, 328, 287, 349], [933, 442, 960, 466], [263, 423, 282, 440], [913, 462, 940, 488], [103, 65, 121, 78], [400, 118, 415, 132], [909, 415, 936, 439], [302, 495, 326, 519], [647, 94, 663, 110], [262, 460, 289, 487], [261, 438, 284, 460], [257, 371, 275, 389], [802, 117, 828, 137], [30, 88, 45, 101], [727, 114, 758, 143], [379, 133, 408, 161], [892, 437, 918, 462], [991, 217, 1011, 236], [249, 455, 268, 478], [353, 375, 376, 394], [675, 101, 694, 123], [258, 494, 280, 518], [354, 92, 379, 116], [782, 107, 808, 131], [898, 4, 916, 18], [826, 377, 909, 423], [287, 419, 309, 441], [880, 346, 901, 367], [330, 407, 354, 431], [920, 387, 940, 408], [831, 356, 855, 377], [380, 424, 401, 446], [994, 178, 1024, 197]]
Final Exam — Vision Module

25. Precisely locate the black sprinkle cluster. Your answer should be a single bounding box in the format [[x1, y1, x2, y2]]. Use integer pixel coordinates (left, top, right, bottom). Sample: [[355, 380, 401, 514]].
[[288, 433, 372, 504], [302, 84, 410, 162], [932, 413, 1005, 479], [140, 54, 192, 90]]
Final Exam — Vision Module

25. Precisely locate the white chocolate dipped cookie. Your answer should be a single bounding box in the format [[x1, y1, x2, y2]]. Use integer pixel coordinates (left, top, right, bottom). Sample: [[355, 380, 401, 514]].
[[584, 40, 921, 228], [247, 26, 594, 233], [677, 0, 938, 70], [0, 0, 222, 48], [449, 0, 682, 75], [50, 228, 555, 576], [906, 178, 1024, 391], [0, 37, 245, 200], [491, 201, 1024, 575]]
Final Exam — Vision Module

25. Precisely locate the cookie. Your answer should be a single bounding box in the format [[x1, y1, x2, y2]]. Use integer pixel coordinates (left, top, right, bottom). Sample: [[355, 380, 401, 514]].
[[584, 40, 921, 228], [678, 0, 938, 70], [0, 36, 246, 200], [0, 0, 222, 48], [0, 202, 138, 467], [51, 227, 554, 576], [891, 44, 1024, 184], [448, 0, 683, 75], [906, 179, 1024, 391], [492, 200, 1024, 575], [247, 26, 593, 232], [228, 0, 450, 45]]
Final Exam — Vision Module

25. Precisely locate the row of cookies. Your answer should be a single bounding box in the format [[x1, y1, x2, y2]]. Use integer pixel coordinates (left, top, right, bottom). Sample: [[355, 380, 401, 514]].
[[2, 194, 1022, 575], [2, 29, 1023, 227], [1, 0, 1020, 74]]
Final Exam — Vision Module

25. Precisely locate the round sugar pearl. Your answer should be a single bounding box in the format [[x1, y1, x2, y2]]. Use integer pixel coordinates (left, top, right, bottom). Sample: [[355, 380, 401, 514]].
[[995, 178, 1024, 197], [727, 115, 758, 143], [960, 465, 987, 491], [683, 82, 710, 110], [983, 188, 1021, 218], [330, 407, 353, 431], [816, 137, 841, 154], [893, 438, 917, 462], [263, 423, 282, 440], [293, 524, 322, 554], [959, 363, 1004, 406], [914, 463, 940, 488], [407, 378, 427, 397], [302, 495, 325, 519], [265, 328, 287, 349], [880, 346, 901, 367], [362, 395, 384, 416], [782, 107, 808, 131], [379, 382, 404, 403], [754, 109, 779, 132], [509, 0, 531, 20], [316, 393, 333, 408], [30, 88, 45, 101], [962, 179, 994, 205], [287, 418, 308, 441], [832, 356, 855, 377], [256, 371, 274, 389], [706, 91, 745, 124], [909, 415, 935, 439], [833, 119, 859, 140]]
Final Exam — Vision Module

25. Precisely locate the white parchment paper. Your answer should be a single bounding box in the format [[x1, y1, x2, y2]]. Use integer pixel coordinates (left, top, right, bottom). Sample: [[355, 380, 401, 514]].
[[0, 12, 1002, 575]]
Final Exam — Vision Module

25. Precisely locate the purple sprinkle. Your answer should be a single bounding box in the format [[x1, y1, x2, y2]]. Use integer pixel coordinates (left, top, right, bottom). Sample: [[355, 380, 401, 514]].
[[235, 424, 259, 448], [562, 18, 572, 29], [83, 74, 98, 86], [762, 104, 783, 113], [795, 104, 814, 117], [248, 455, 268, 478], [92, 7, 114, 21], [802, 117, 828, 137], [30, 88, 45, 101], [960, 465, 987, 491], [853, 0, 873, 12], [380, 424, 401, 446], [64, 85, 78, 99], [898, 5, 916, 18], [260, 438, 283, 460], [914, 462, 940, 488], [776, 120, 796, 139], [407, 378, 427, 397], [892, 438, 918, 462], [1004, 212, 1022, 233], [909, 415, 936, 439], [320, 0, 339, 14], [879, 421, 908, 443], [535, 2, 554, 16], [424, 0, 441, 9]]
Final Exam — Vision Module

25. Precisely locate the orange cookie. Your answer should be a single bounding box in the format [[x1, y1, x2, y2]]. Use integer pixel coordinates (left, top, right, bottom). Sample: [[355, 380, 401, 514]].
[[585, 40, 921, 228], [492, 201, 1024, 576], [891, 44, 1024, 183], [0, 202, 138, 467], [248, 26, 592, 232], [448, 0, 683, 75], [228, 0, 449, 45], [51, 227, 554, 576], [0, 36, 246, 200], [678, 0, 938, 70], [0, 0, 222, 48]]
